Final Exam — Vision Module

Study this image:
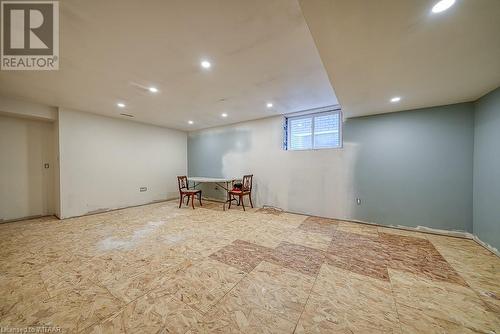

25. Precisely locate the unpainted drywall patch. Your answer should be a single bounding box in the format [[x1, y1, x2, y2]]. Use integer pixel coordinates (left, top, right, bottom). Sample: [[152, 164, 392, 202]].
[[188, 128, 251, 178]]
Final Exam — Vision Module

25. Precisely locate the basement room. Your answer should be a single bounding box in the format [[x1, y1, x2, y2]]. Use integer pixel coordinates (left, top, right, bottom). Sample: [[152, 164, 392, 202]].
[[0, 0, 499, 333]]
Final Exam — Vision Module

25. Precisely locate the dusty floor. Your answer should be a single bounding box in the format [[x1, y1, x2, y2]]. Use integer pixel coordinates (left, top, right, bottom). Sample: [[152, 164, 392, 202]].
[[0, 200, 499, 333]]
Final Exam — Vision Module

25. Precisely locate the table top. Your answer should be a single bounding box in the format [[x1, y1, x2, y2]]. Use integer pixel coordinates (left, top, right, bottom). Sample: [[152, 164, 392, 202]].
[[188, 177, 238, 183]]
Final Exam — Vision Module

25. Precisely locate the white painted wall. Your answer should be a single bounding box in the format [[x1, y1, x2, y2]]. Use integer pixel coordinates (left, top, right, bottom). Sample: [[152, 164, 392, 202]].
[[0, 115, 56, 221], [58, 108, 187, 218], [188, 116, 358, 219]]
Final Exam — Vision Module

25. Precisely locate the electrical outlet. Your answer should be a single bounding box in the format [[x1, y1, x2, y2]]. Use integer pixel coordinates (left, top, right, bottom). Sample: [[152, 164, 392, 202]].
[[140, 187, 147, 192], [44, 163, 49, 169], [356, 198, 362, 205]]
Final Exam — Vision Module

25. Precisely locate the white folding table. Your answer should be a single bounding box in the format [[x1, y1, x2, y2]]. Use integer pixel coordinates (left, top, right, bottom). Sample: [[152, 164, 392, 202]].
[[188, 177, 240, 208]]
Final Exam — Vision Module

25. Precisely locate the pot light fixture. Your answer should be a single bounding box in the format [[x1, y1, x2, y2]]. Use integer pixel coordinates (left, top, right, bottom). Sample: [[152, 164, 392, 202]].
[[117, 102, 126, 108], [148, 87, 158, 93], [390, 97, 401, 103], [201, 60, 211, 69], [221, 113, 228, 118], [266, 102, 273, 108], [431, 0, 455, 13], [188, 120, 194, 125]]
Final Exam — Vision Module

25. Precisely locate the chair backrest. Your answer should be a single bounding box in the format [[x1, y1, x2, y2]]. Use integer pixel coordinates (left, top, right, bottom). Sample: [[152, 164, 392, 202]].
[[177, 176, 188, 191], [242, 174, 253, 192]]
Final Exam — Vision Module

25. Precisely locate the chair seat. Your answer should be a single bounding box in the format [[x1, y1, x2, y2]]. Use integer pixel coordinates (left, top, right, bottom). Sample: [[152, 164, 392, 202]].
[[181, 189, 201, 194], [229, 190, 250, 195]]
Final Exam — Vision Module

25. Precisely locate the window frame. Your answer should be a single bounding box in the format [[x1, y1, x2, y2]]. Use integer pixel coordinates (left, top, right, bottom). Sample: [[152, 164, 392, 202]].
[[285, 109, 343, 151]]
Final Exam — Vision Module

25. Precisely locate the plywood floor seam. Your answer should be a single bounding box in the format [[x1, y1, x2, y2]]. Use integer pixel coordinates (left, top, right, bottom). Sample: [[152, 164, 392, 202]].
[[291, 265, 321, 334], [0, 200, 499, 333]]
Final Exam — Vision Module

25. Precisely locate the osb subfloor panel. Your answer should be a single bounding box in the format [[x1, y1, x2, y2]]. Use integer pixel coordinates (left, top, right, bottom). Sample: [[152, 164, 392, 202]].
[[1, 200, 499, 333]]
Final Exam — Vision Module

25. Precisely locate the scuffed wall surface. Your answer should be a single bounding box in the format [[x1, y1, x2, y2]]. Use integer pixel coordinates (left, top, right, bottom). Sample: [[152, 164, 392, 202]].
[[189, 103, 474, 232], [189, 116, 359, 220]]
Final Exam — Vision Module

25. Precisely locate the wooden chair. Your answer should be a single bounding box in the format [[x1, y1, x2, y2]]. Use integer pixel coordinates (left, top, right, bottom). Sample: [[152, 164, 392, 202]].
[[227, 175, 253, 211], [177, 176, 202, 209]]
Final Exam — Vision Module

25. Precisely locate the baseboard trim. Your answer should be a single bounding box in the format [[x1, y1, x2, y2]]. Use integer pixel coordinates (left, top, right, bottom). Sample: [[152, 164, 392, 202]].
[[60, 197, 178, 220], [351, 218, 472, 239], [0, 214, 55, 224], [472, 235, 500, 257], [338, 219, 499, 257], [267, 206, 499, 258]]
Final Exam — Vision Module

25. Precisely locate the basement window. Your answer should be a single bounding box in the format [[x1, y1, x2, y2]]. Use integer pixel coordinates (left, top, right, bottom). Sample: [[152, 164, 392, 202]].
[[284, 109, 342, 150]]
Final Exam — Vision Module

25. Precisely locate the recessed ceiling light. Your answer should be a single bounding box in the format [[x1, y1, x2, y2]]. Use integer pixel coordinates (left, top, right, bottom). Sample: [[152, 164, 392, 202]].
[[390, 97, 401, 103], [148, 87, 158, 93], [117, 102, 126, 108], [188, 120, 194, 125], [266, 102, 273, 108], [201, 60, 211, 69], [431, 0, 455, 13], [221, 113, 228, 118]]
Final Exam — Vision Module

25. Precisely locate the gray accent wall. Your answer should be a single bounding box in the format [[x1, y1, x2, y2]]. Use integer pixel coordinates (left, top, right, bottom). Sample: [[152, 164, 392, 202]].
[[345, 104, 474, 232], [473, 87, 500, 250], [188, 103, 475, 233]]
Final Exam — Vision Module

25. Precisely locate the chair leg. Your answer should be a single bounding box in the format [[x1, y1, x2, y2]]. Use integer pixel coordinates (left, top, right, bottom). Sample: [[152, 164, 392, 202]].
[[241, 195, 245, 211], [199, 192, 202, 206], [179, 195, 183, 208], [191, 195, 195, 209], [249, 194, 253, 208], [186, 196, 190, 206], [228, 195, 232, 209]]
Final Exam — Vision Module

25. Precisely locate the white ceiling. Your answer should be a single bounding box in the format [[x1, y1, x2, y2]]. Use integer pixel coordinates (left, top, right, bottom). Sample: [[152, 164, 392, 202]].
[[0, 0, 337, 130], [2, 1, 499, 128], [299, 0, 500, 118]]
